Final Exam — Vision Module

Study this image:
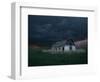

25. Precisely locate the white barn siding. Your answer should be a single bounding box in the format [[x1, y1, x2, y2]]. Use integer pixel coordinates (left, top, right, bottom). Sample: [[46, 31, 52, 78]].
[[64, 45, 76, 51], [64, 45, 70, 51], [72, 46, 76, 51]]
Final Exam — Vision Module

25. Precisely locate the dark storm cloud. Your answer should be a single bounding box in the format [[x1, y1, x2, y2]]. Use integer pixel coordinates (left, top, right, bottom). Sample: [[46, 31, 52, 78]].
[[28, 15, 88, 46]]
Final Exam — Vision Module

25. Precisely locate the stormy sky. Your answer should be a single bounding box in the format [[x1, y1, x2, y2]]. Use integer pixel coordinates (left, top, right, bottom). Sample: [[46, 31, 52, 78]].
[[28, 15, 88, 46]]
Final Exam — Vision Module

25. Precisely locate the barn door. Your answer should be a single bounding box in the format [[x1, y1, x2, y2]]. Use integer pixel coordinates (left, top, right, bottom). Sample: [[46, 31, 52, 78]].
[[70, 45, 72, 50], [62, 47, 64, 51]]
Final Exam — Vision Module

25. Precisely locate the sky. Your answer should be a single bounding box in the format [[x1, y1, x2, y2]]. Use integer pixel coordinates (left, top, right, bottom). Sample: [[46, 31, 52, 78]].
[[28, 15, 88, 46]]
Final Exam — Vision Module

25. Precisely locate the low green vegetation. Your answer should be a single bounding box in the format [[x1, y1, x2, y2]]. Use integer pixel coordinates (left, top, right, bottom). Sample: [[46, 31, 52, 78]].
[[28, 48, 88, 66]]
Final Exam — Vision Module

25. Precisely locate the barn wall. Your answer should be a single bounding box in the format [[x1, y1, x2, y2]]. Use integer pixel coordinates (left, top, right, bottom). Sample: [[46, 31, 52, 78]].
[[64, 45, 70, 51]]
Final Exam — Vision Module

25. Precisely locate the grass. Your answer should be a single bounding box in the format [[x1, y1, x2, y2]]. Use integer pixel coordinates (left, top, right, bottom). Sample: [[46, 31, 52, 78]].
[[28, 47, 88, 66]]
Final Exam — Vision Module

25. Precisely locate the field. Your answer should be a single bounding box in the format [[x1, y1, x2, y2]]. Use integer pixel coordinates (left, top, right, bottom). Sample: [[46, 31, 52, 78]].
[[28, 47, 88, 66]]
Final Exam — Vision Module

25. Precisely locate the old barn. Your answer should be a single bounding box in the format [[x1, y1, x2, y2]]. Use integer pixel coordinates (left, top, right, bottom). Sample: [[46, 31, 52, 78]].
[[51, 39, 76, 52]]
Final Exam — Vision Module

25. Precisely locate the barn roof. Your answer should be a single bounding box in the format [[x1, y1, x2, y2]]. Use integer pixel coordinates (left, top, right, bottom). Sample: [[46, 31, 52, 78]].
[[52, 39, 75, 48]]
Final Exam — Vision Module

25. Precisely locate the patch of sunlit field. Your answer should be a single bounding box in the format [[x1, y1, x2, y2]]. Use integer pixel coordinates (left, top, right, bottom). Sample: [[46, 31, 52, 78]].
[[28, 48, 88, 66]]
